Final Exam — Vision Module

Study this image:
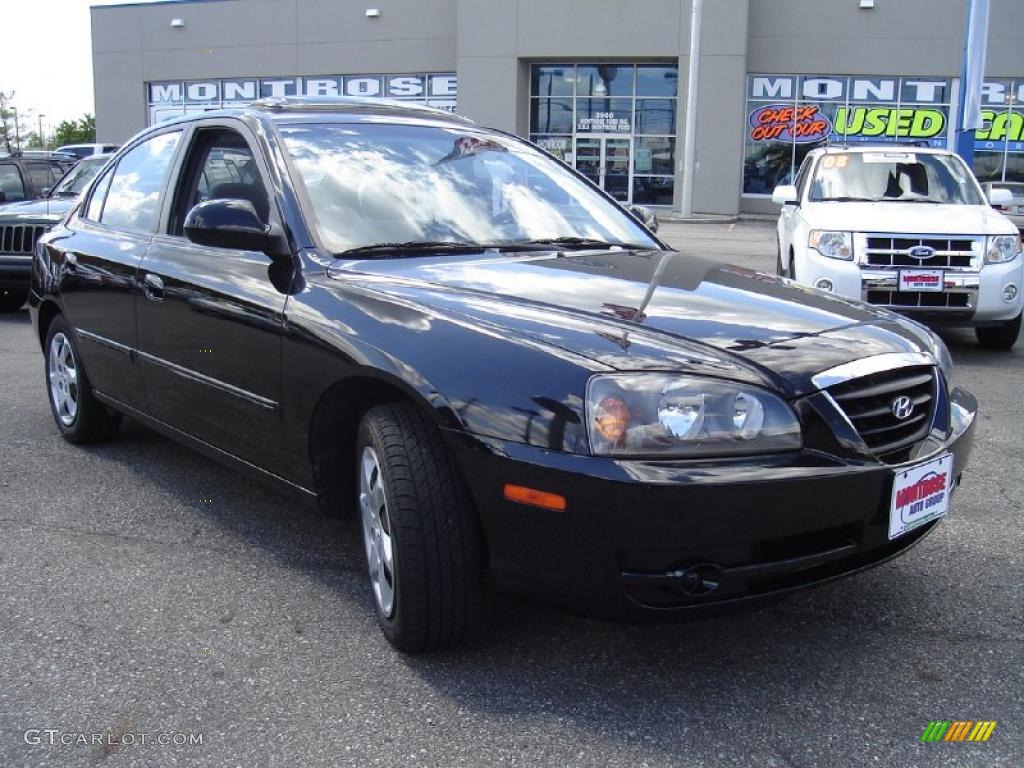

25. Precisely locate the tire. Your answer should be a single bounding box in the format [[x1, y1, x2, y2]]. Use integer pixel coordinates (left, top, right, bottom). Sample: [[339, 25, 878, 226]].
[[0, 287, 28, 312], [355, 402, 483, 653], [975, 312, 1021, 350], [775, 239, 785, 276], [44, 315, 121, 443], [788, 250, 797, 282]]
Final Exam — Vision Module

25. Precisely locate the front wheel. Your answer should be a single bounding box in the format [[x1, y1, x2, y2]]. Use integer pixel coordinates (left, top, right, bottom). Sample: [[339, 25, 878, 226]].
[[356, 403, 483, 653], [975, 312, 1021, 350], [45, 316, 121, 443]]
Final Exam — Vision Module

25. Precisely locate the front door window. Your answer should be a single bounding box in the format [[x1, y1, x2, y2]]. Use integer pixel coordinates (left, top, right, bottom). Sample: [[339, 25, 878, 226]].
[[574, 136, 632, 203]]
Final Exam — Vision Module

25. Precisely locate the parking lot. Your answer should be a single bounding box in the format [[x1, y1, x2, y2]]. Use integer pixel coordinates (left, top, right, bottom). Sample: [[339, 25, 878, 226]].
[[1, 219, 1021, 768]]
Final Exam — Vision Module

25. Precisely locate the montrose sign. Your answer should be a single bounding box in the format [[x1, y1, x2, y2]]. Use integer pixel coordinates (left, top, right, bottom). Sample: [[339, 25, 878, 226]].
[[147, 73, 458, 124]]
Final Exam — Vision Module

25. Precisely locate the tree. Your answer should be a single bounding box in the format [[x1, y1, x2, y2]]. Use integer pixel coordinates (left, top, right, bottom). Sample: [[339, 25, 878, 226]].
[[0, 91, 18, 153], [51, 114, 96, 148]]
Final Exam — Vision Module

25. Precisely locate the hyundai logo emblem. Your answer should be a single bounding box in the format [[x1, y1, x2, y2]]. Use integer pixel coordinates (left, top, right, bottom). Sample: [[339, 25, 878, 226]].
[[907, 245, 936, 259], [891, 395, 915, 420]]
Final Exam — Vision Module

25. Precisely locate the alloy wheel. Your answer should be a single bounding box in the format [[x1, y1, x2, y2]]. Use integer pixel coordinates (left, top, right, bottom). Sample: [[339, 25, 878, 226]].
[[359, 446, 396, 617], [48, 332, 79, 426]]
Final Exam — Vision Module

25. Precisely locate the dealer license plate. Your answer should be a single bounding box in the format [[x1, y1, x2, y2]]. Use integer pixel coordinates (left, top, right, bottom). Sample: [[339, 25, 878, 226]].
[[889, 453, 953, 540], [898, 269, 944, 292]]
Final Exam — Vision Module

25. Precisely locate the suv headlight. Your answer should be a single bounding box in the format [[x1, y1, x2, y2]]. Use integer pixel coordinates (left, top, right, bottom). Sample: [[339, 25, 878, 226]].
[[808, 230, 853, 260], [985, 234, 1021, 264], [586, 374, 802, 457]]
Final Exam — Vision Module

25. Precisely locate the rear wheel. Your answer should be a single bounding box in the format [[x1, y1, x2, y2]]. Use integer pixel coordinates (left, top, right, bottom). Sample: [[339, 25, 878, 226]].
[[0, 287, 27, 312], [775, 239, 785, 276], [975, 312, 1021, 350], [356, 402, 483, 653], [45, 316, 121, 443]]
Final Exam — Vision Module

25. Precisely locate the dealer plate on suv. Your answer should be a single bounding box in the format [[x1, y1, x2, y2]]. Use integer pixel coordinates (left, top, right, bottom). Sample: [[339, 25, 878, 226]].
[[898, 269, 944, 292], [889, 454, 953, 539]]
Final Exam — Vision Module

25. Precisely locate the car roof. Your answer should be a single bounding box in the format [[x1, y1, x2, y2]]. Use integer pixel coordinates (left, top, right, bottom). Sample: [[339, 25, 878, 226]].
[[808, 143, 952, 157], [150, 96, 475, 131]]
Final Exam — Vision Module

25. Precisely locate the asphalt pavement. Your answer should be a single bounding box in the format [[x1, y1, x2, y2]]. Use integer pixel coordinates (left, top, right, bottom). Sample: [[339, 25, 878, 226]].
[[1, 220, 1022, 767]]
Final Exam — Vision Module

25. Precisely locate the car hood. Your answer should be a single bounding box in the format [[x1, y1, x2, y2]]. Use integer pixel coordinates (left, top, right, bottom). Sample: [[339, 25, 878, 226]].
[[330, 248, 936, 397], [803, 201, 1017, 235], [0, 197, 73, 223]]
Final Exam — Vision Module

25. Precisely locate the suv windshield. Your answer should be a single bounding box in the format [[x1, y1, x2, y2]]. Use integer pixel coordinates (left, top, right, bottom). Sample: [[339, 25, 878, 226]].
[[52, 156, 108, 198], [279, 122, 658, 254], [808, 151, 984, 205]]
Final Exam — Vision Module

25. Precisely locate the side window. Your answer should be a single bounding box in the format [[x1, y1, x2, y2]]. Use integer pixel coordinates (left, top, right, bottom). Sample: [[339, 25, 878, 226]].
[[0, 164, 26, 201], [85, 166, 115, 221], [26, 162, 54, 193], [170, 129, 269, 235], [100, 131, 181, 234]]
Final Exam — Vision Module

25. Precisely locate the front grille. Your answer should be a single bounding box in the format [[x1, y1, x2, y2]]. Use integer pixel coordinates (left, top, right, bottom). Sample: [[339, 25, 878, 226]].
[[866, 290, 971, 309], [0, 224, 46, 255], [864, 235, 977, 269], [828, 365, 937, 459]]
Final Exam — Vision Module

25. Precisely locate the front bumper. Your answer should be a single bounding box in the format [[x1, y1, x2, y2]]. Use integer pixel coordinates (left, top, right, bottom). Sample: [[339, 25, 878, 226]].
[[445, 386, 976, 619], [0, 256, 32, 289], [799, 244, 1024, 325]]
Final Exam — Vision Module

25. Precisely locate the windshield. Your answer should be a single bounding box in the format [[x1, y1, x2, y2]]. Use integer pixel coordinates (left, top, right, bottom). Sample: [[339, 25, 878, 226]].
[[808, 151, 984, 205], [279, 122, 659, 254], [52, 156, 108, 197]]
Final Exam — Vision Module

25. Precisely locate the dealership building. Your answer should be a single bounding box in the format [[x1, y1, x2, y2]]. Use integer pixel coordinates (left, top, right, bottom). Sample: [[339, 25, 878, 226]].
[[92, 0, 1024, 215]]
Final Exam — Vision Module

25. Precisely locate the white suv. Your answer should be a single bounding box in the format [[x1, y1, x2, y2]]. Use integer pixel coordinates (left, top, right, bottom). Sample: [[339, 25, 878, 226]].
[[773, 145, 1022, 349]]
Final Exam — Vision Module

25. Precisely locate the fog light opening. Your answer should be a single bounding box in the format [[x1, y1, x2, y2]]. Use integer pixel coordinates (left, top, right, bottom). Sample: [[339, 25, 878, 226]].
[[1002, 283, 1018, 303], [814, 278, 834, 292]]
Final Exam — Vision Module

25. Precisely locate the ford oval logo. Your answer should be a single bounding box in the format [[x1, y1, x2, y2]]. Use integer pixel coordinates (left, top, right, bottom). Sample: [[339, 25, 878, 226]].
[[891, 395, 915, 420], [907, 245, 936, 259]]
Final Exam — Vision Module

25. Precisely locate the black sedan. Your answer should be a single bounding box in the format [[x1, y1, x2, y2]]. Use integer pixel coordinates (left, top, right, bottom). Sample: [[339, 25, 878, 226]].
[[30, 98, 977, 653]]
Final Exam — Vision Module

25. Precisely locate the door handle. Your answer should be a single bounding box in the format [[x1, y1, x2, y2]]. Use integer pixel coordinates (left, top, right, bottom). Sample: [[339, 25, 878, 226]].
[[143, 273, 165, 301]]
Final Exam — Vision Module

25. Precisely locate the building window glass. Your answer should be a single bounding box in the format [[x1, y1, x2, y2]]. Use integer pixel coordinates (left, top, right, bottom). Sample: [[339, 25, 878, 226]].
[[529, 62, 677, 206], [743, 74, 954, 196], [973, 79, 1023, 183]]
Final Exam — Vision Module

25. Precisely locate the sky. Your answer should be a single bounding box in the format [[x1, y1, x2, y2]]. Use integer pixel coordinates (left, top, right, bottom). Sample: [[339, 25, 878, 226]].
[[0, 0, 172, 135]]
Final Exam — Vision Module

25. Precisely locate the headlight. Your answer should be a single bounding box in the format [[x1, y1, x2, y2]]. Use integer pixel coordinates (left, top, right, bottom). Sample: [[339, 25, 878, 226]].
[[929, 330, 954, 387], [985, 234, 1021, 264], [808, 230, 853, 260], [586, 374, 802, 457]]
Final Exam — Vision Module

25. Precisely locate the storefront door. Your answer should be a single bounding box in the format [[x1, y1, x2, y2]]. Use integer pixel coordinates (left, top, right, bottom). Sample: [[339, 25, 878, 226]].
[[574, 136, 632, 203]]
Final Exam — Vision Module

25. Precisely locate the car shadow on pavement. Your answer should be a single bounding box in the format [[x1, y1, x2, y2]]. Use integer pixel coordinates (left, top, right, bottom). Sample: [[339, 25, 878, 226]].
[[71, 421, 982, 764]]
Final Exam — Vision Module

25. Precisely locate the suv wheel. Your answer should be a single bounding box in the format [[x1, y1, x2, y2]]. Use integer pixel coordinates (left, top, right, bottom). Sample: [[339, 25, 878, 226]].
[[975, 312, 1021, 350], [775, 240, 785, 276], [45, 316, 121, 443], [356, 403, 482, 653], [0, 288, 27, 312]]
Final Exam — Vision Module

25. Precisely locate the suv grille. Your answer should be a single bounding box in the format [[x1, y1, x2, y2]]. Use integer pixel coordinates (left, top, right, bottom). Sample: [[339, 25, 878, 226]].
[[864, 235, 977, 269], [828, 366, 937, 459], [866, 290, 971, 309], [0, 224, 46, 255]]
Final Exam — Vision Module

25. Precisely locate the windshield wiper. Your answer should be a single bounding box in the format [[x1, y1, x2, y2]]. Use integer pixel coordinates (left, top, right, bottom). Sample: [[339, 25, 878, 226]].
[[336, 240, 488, 258], [489, 236, 647, 251]]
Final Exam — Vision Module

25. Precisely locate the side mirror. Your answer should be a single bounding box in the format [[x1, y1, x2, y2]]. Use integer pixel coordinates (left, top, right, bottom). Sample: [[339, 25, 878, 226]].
[[988, 188, 1013, 207], [184, 198, 274, 252], [772, 185, 799, 206], [627, 203, 659, 233], [41, 187, 51, 197]]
